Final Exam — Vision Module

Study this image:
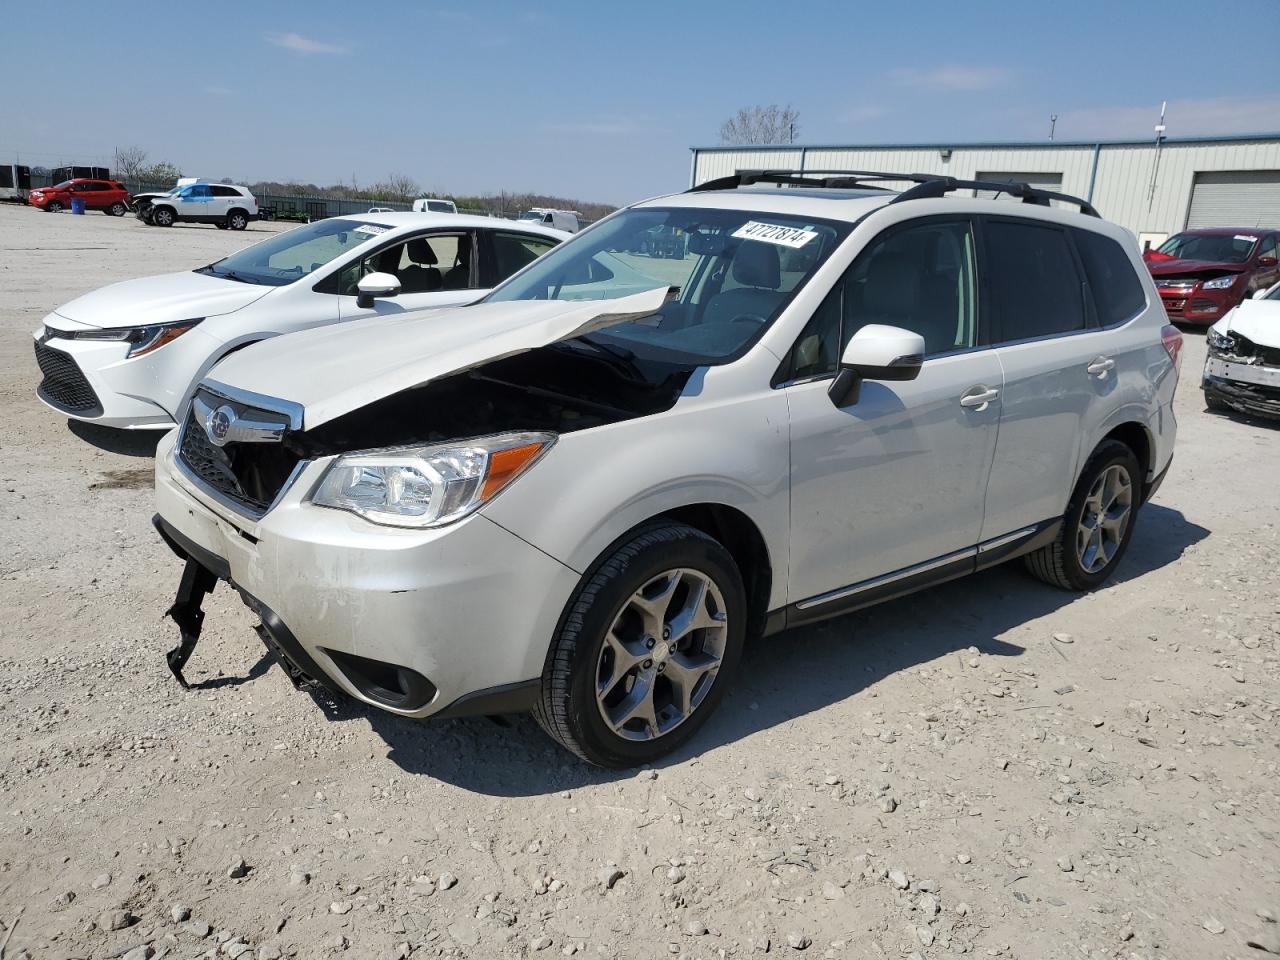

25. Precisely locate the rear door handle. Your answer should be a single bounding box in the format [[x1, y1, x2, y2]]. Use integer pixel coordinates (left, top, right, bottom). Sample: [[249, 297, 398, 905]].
[[1087, 356, 1116, 377], [960, 385, 1000, 410]]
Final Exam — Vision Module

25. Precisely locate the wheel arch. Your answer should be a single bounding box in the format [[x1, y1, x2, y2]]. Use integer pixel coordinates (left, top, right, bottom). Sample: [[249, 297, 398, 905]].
[[1100, 420, 1153, 496]]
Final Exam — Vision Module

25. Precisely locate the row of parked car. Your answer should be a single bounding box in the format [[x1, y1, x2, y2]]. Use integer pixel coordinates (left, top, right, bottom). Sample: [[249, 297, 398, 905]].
[[27, 169, 1274, 767]]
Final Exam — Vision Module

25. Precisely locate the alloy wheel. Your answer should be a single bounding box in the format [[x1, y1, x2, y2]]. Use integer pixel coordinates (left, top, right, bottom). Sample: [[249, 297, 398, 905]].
[[595, 568, 728, 742], [1076, 464, 1132, 573]]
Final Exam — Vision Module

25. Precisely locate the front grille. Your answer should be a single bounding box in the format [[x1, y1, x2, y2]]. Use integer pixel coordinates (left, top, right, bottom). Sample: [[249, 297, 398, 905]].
[[178, 389, 302, 516], [1164, 299, 1186, 315], [1156, 280, 1196, 292], [34, 340, 102, 415]]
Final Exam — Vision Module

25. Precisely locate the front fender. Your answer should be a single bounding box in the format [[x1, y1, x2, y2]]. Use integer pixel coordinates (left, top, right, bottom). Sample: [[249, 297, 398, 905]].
[[480, 387, 792, 609]]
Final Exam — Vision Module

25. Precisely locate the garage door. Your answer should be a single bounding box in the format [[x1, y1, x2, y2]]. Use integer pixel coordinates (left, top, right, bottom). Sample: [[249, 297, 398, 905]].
[[974, 171, 1063, 199], [1186, 171, 1280, 229]]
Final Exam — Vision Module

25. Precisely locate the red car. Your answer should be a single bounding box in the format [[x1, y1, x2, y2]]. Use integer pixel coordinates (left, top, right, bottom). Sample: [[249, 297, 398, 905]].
[[1144, 228, 1280, 325], [28, 178, 131, 216]]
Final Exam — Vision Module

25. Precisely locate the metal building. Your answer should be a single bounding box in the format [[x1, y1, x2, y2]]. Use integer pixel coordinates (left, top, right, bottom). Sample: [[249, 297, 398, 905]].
[[689, 133, 1280, 250]]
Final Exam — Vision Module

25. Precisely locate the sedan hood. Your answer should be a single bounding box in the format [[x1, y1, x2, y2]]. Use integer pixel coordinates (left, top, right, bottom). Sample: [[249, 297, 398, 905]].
[[1147, 258, 1249, 277], [54, 271, 273, 329], [207, 286, 670, 429], [1221, 297, 1280, 346]]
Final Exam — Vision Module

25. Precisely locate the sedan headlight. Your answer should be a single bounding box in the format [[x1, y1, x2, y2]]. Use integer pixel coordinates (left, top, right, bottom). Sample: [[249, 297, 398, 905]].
[[1207, 329, 1236, 353], [312, 432, 555, 528], [1202, 275, 1237, 290], [51, 318, 203, 357]]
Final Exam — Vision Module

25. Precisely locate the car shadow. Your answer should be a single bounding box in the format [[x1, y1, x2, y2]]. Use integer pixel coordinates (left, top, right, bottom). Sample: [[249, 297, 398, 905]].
[[68, 419, 164, 457], [317, 503, 1209, 796]]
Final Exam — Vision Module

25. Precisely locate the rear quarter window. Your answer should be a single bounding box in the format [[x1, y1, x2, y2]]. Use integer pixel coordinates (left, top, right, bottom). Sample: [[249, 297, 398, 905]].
[[1072, 228, 1146, 326]]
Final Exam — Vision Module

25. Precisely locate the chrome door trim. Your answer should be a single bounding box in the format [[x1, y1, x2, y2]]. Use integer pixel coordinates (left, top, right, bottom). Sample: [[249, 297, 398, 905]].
[[976, 525, 1038, 554], [794, 546, 978, 611]]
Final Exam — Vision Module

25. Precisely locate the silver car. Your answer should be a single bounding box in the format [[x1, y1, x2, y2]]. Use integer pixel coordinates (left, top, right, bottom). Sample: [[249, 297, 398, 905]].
[[152, 171, 1181, 767]]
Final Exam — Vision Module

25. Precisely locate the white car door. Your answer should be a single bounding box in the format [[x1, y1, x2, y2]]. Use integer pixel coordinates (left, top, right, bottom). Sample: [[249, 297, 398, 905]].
[[782, 217, 1003, 607], [335, 230, 482, 321]]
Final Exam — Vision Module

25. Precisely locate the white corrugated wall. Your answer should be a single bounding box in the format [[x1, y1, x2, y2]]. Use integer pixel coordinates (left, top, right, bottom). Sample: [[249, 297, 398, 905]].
[[690, 139, 1280, 237]]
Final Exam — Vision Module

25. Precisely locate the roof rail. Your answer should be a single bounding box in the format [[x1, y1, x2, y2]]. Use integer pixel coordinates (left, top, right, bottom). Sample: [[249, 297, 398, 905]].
[[687, 168, 1100, 218]]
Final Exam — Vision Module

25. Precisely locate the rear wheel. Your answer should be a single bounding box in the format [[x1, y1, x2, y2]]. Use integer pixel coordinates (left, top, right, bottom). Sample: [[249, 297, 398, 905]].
[[108, 202, 127, 217], [1024, 439, 1141, 591], [152, 206, 175, 227], [227, 210, 249, 231], [46, 200, 63, 213], [534, 523, 746, 767]]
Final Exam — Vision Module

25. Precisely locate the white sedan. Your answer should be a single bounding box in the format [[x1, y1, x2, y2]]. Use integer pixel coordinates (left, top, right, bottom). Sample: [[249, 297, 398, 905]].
[[33, 213, 567, 429]]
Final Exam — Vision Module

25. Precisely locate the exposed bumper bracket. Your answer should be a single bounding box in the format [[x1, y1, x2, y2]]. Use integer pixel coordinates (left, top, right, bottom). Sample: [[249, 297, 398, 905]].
[[163, 557, 219, 688]]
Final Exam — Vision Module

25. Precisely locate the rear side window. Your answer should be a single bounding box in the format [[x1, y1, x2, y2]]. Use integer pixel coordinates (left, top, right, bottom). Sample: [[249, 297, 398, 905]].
[[1072, 228, 1146, 326], [984, 220, 1084, 341]]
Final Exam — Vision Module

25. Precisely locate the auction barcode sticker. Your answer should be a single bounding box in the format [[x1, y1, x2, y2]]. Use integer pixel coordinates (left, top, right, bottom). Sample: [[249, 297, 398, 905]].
[[355, 224, 391, 236], [732, 221, 819, 248], [1234, 234, 1258, 243]]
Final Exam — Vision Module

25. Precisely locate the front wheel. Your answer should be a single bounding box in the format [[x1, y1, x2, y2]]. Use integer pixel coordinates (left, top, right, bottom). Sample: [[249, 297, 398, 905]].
[[1024, 439, 1141, 591], [46, 200, 63, 213], [152, 206, 175, 227], [227, 210, 248, 231], [534, 523, 746, 767], [108, 202, 128, 217]]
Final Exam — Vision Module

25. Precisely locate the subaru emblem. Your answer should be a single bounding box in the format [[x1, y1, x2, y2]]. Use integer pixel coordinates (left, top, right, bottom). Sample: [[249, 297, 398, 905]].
[[205, 405, 235, 447]]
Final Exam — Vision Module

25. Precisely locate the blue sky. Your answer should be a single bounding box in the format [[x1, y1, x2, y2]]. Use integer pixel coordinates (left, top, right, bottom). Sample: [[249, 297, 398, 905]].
[[4, 0, 1279, 204]]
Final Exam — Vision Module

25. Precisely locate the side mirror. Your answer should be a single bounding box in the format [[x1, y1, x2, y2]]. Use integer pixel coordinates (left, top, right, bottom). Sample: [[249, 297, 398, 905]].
[[828, 324, 927, 408], [356, 272, 401, 308], [1258, 256, 1278, 268]]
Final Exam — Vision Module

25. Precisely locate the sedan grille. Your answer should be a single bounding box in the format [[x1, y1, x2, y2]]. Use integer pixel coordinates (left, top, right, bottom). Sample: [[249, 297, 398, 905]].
[[178, 389, 303, 517], [34, 340, 102, 415]]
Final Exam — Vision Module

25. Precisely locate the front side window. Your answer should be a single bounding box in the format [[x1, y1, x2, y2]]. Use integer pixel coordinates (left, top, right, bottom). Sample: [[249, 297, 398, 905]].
[[328, 232, 473, 295], [985, 220, 1084, 341], [1157, 232, 1257, 263], [1072, 228, 1146, 327], [199, 219, 392, 286], [781, 219, 978, 382], [1258, 235, 1278, 260], [485, 206, 850, 364]]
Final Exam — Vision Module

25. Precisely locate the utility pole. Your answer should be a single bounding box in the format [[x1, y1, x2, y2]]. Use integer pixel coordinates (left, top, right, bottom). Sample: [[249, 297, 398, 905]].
[[1049, 115, 1058, 141], [1146, 101, 1168, 211]]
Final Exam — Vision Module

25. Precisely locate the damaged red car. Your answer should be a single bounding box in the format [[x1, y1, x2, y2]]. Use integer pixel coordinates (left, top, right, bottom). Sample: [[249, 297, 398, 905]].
[[1145, 228, 1280, 326]]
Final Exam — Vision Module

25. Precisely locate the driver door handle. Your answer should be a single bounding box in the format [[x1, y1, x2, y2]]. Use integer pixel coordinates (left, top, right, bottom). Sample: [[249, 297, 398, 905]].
[[1087, 356, 1116, 377], [960, 385, 1000, 409]]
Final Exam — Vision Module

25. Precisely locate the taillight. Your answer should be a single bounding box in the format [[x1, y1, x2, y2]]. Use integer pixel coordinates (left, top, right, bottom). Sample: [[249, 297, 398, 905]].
[[1161, 324, 1183, 374]]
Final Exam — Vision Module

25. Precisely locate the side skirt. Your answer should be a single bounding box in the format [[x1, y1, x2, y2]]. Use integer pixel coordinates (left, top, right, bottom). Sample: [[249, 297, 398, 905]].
[[766, 519, 1061, 635]]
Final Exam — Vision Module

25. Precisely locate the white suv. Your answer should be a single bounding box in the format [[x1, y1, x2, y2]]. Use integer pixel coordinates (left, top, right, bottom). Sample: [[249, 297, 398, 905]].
[[152, 171, 1182, 767], [141, 182, 258, 229]]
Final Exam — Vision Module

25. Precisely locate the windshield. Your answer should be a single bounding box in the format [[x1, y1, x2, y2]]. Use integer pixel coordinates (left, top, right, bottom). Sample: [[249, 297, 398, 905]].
[[1157, 232, 1257, 263], [517, 212, 541, 221], [485, 206, 850, 364], [198, 219, 391, 286], [52, 181, 72, 190], [1265, 284, 1280, 301]]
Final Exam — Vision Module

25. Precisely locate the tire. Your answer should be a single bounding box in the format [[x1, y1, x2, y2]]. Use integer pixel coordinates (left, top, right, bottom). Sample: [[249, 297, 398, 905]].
[[152, 206, 175, 227], [1024, 439, 1142, 591], [108, 202, 127, 217], [534, 523, 746, 767], [1204, 390, 1229, 413], [215, 222, 228, 230], [46, 200, 63, 213], [227, 210, 248, 231]]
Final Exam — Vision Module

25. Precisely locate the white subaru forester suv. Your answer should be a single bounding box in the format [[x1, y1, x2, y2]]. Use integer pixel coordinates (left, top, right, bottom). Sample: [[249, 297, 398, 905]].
[[152, 171, 1182, 767]]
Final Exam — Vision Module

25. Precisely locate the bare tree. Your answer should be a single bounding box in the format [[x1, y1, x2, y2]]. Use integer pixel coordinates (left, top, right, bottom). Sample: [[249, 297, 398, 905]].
[[114, 145, 150, 180], [139, 160, 183, 183], [718, 105, 800, 145], [372, 173, 421, 201]]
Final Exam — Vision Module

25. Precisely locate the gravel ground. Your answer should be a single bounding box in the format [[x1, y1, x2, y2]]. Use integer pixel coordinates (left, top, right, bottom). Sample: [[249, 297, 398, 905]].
[[1, 202, 1278, 960]]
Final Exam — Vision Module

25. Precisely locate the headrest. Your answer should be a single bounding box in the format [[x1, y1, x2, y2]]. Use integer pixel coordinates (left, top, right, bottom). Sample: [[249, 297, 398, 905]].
[[731, 241, 781, 289], [406, 237, 438, 264], [862, 251, 920, 317]]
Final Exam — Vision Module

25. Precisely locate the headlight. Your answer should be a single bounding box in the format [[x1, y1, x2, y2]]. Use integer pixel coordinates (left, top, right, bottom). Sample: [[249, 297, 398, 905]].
[[54, 319, 203, 357], [1202, 275, 1237, 290], [312, 432, 555, 528], [1207, 329, 1236, 353]]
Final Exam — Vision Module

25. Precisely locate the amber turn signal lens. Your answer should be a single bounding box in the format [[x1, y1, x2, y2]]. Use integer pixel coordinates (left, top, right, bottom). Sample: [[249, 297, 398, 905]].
[[480, 442, 551, 502]]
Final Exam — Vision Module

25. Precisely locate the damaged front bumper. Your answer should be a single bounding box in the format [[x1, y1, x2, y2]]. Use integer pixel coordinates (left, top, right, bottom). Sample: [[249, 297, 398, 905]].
[[151, 431, 582, 718], [1203, 355, 1280, 419]]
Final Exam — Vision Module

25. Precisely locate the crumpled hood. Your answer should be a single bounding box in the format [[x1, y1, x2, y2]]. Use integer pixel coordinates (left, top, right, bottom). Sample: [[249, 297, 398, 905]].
[[207, 286, 670, 430], [1218, 297, 1280, 346], [1147, 258, 1249, 277], [54, 271, 273, 329]]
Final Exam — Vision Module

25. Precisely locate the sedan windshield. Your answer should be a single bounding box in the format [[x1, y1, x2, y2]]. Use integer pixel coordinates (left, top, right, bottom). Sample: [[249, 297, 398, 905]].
[[1157, 233, 1257, 263], [485, 206, 850, 363], [197, 219, 392, 286]]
